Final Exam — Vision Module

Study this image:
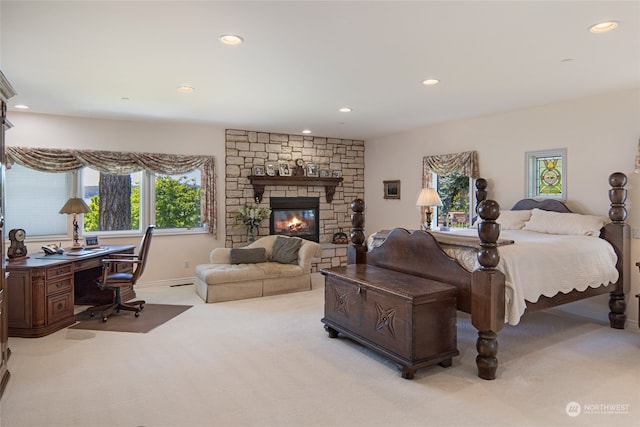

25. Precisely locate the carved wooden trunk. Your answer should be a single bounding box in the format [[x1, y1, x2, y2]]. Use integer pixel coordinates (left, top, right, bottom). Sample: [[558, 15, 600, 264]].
[[321, 264, 458, 379]]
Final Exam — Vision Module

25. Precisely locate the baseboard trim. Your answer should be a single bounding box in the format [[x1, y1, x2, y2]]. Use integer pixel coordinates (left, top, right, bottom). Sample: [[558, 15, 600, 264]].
[[136, 277, 196, 288]]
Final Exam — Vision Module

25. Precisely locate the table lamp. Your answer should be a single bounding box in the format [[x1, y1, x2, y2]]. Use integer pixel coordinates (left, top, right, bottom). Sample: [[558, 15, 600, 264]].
[[416, 188, 442, 230], [59, 197, 91, 249]]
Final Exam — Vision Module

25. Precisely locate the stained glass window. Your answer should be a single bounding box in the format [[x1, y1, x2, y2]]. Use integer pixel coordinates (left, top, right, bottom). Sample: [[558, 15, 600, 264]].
[[526, 149, 566, 200]]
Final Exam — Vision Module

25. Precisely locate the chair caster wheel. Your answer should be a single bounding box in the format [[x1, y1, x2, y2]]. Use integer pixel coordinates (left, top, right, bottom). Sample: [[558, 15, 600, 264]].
[[102, 317, 108, 323], [140, 304, 144, 310], [135, 312, 140, 317], [89, 312, 95, 317]]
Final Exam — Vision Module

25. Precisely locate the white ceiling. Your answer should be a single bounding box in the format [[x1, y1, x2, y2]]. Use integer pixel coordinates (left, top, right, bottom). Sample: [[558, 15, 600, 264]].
[[2, 1, 639, 141]]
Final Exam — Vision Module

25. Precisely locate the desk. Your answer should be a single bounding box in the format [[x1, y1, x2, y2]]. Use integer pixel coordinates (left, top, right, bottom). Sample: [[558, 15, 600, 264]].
[[6, 245, 135, 337]]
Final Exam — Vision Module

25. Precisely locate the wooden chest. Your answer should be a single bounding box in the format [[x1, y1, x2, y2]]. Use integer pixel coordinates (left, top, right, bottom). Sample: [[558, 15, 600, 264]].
[[321, 264, 458, 379]]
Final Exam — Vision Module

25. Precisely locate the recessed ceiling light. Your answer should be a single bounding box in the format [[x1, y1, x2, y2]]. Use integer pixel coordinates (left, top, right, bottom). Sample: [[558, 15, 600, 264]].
[[422, 79, 439, 86], [14, 104, 29, 109], [178, 85, 194, 93], [302, 129, 312, 134], [219, 34, 244, 45], [339, 107, 352, 113], [589, 21, 618, 33]]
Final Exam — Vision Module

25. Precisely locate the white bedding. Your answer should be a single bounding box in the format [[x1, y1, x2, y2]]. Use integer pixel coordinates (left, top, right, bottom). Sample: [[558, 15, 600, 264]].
[[443, 229, 619, 325], [368, 229, 619, 325]]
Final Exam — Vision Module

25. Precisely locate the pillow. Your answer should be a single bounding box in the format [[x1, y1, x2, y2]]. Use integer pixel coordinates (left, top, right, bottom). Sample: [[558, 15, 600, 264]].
[[522, 208, 606, 236], [498, 209, 532, 230], [271, 236, 302, 264], [470, 210, 532, 230], [230, 247, 267, 264]]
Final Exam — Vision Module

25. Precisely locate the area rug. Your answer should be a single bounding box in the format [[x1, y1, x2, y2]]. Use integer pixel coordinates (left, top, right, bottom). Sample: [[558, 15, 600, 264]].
[[70, 304, 192, 333]]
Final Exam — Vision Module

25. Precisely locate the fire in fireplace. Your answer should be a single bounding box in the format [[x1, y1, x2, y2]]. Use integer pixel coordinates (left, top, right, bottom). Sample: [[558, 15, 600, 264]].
[[270, 197, 320, 242]]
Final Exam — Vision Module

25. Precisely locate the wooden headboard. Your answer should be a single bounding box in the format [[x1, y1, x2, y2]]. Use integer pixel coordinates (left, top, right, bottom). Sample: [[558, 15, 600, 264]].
[[511, 198, 571, 213]]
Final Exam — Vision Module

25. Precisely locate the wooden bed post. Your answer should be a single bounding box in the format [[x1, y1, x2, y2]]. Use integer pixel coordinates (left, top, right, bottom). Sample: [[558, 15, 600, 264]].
[[475, 178, 487, 207], [471, 199, 506, 380], [347, 198, 367, 264], [606, 172, 629, 329]]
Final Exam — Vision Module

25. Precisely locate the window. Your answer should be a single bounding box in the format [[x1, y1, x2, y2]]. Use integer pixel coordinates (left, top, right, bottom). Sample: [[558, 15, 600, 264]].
[[525, 149, 566, 200], [5, 164, 69, 236], [422, 151, 479, 229], [82, 168, 143, 232], [152, 170, 202, 230], [433, 171, 472, 228], [82, 168, 202, 233], [5, 166, 203, 239], [5, 147, 216, 237]]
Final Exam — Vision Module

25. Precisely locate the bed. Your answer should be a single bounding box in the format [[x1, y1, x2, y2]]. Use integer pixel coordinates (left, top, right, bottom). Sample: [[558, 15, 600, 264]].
[[348, 172, 629, 380]]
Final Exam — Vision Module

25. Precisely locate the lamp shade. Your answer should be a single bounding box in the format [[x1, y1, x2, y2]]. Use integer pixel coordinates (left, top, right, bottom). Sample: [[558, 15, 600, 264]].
[[59, 197, 91, 214], [415, 188, 442, 207]]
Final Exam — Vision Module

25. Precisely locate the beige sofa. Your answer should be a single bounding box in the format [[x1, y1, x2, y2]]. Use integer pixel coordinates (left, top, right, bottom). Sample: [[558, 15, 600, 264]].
[[195, 235, 322, 303]]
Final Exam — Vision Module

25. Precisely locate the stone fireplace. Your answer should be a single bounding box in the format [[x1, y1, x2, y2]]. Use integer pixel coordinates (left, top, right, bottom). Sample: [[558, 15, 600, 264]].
[[270, 197, 320, 242], [225, 129, 365, 272]]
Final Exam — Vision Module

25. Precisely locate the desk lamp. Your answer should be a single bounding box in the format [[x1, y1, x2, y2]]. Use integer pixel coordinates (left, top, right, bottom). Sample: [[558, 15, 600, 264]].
[[416, 188, 442, 231], [59, 197, 91, 249]]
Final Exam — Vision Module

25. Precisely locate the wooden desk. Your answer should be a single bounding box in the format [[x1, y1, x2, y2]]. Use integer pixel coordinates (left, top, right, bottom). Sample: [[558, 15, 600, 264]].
[[6, 245, 135, 337]]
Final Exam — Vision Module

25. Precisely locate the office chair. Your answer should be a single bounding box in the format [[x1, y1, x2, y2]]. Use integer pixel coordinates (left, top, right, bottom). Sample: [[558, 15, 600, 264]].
[[87, 225, 155, 322]]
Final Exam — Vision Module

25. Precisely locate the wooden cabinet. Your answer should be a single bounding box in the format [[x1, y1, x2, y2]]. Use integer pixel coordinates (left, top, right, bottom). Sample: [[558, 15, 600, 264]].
[[0, 70, 16, 398], [321, 264, 459, 379]]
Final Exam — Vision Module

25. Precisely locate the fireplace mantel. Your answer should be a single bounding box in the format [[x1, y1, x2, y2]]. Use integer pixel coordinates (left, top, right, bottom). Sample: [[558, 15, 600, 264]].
[[248, 175, 343, 203]]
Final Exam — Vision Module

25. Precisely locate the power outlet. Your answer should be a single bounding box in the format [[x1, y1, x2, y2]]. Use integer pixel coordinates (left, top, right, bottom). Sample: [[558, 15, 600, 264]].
[[633, 228, 640, 239], [184, 260, 190, 268]]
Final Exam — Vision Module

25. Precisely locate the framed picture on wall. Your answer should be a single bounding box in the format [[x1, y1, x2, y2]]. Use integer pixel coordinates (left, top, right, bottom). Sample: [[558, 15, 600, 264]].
[[253, 166, 266, 176], [383, 180, 401, 199]]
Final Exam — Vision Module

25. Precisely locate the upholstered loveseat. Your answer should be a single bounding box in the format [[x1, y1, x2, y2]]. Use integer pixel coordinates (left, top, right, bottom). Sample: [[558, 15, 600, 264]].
[[195, 235, 322, 303]]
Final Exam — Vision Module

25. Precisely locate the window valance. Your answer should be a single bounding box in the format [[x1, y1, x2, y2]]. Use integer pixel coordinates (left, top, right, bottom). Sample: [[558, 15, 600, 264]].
[[422, 150, 479, 188], [6, 147, 217, 235]]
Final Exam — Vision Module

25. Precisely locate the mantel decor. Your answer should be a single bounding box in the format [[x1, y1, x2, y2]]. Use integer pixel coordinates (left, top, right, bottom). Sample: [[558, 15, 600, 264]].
[[248, 175, 343, 203]]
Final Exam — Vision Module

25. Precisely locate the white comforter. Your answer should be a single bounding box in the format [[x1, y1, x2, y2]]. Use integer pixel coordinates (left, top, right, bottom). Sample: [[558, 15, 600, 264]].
[[439, 229, 619, 325]]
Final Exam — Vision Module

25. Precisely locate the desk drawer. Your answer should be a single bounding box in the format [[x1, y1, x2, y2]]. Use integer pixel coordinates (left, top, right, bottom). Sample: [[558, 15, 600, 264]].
[[46, 277, 73, 296], [46, 264, 73, 281], [47, 291, 73, 324], [74, 257, 102, 271]]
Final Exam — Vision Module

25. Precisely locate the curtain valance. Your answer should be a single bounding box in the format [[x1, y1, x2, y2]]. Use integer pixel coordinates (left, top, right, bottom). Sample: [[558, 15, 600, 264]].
[[422, 150, 479, 180], [6, 147, 217, 235]]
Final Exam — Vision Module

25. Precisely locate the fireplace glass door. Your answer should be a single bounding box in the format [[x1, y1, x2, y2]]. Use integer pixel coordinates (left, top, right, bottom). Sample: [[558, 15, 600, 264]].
[[270, 197, 319, 242]]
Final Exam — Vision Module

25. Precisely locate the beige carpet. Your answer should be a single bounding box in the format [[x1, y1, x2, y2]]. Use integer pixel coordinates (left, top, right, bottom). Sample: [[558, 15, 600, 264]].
[[70, 304, 192, 333], [1, 280, 638, 427]]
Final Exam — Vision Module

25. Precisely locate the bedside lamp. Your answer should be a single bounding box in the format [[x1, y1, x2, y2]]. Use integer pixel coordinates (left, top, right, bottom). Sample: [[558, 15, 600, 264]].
[[416, 188, 442, 231], [59, 197, 91, 249]]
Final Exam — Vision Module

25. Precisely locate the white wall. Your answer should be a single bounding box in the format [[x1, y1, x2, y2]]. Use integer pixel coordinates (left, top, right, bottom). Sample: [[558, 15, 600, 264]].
[[364, 88, 640, 324], [5, 112, 227, 283]]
